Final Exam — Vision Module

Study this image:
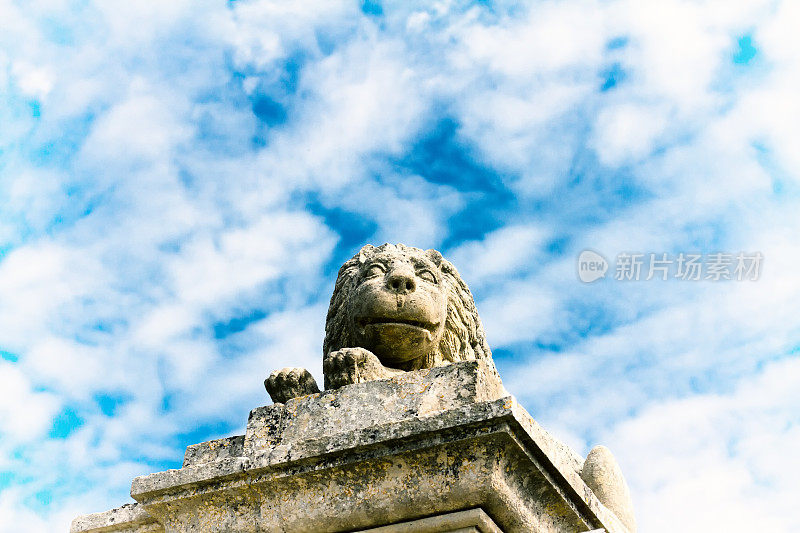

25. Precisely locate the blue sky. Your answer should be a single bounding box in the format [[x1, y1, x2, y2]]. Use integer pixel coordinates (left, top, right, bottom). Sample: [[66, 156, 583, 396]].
[[1, 1, 799, 531]]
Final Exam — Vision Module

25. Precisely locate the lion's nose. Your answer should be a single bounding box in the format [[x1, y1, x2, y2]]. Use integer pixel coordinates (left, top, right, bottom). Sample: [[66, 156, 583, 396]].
[[386, 270, 416, 294]]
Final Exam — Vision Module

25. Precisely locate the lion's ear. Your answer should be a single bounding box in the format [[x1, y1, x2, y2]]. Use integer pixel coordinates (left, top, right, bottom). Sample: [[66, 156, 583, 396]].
[[358, 244, 375, 264], [425, 249, 443, 267]]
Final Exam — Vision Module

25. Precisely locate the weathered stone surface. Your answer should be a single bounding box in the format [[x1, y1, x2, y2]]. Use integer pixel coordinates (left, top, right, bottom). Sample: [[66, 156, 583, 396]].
[[356, 508, 502, 532], [70, 502, 162, 533], [132, 408, 593, 531], [244, 358, 505, 457], [182, 435, 244, 468], [72, 362, 629, 533], [581, 446, 637, 533], [265, 366, 320, 404]]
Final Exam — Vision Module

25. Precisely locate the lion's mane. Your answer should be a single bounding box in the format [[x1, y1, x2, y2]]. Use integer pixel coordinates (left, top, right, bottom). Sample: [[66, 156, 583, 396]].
[[323, 243, 492, 369]]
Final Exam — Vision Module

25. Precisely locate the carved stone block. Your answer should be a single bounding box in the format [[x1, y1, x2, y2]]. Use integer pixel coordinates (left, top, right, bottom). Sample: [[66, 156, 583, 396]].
[[72, 361, 629, 533]]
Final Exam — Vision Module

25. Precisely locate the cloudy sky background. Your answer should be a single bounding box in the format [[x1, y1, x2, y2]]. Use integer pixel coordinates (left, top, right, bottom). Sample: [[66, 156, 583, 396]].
[[1, 0, 799, 531]]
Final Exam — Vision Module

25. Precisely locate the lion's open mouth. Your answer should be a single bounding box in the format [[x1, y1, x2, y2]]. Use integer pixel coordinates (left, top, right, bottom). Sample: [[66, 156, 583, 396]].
[[357, 317, 438, 333]]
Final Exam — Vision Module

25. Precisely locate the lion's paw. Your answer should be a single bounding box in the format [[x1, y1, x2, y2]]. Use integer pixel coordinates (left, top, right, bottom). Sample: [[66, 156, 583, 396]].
[[323, 347, 388, 390], [265, 367, 320, 404]]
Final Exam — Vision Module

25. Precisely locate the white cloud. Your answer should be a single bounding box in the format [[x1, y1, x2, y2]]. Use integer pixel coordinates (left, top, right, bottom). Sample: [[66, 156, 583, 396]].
[[167, 212, 333, 306], [0, 487, 55, 533], [480, 280, 561, 347], [0, 242, 104, 348], [130, 304, 201, 350], [78, 92, 193, 173], [459, 1, 605, 77], [10, 61, 54, 99], [449, 225, 549, 285], [0, 363, 60, 442], [227, 1, 357, 70], [24, 338, 108, 399], [270, 38, 428, 192], [606, 357, 800, 532], [593, 103, 669, 166]]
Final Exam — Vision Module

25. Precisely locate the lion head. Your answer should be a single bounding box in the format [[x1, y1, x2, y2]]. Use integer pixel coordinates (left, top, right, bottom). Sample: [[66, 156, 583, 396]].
[[323, 243, 493, 372]]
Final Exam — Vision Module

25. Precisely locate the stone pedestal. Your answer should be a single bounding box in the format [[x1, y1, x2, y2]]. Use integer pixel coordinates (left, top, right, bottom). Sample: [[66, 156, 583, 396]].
[[71, 361, 629, 533]]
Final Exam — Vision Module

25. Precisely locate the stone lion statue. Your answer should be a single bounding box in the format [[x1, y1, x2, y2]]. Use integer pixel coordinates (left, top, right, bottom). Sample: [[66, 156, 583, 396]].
[[265, 242, 636, 532], [265, 243, 498, 400]]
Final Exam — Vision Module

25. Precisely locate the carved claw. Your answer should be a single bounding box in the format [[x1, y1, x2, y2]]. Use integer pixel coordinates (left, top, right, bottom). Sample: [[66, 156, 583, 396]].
[[323, 347, 397, 390], [264, 367, 320, 404]]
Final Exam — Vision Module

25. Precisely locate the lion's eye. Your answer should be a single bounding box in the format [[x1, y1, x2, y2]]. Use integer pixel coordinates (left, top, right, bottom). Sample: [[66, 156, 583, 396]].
[[365, 264, 386, 278], [417, 270, 437, 284]]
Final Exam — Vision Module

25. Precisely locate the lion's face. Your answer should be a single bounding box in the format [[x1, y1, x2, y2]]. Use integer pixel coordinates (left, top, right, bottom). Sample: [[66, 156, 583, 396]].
[[348, 248, 448, 369], [324, 243, 493, 375]]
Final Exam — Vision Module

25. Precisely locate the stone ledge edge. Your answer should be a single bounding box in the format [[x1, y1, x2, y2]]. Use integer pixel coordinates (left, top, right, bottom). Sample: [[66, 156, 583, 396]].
[[69, 502, 159, 533], [129, 396, 629, 533]]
